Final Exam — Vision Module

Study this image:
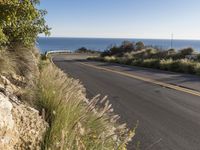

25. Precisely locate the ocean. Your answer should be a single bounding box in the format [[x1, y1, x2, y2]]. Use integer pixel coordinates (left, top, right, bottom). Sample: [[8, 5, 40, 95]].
[[37, 37, 200, 53]]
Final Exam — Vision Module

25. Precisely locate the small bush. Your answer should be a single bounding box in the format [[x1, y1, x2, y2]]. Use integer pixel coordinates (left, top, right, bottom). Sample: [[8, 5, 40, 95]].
[[141, 59, 160, 68], [160, 59, 173, 70], [180, 47, 194, 55], [178, 59, 196, 74], [41, 53, 49, 61], [104, 56, 117, 63], [197, 54, 200, 62], [101, 41, 136, 57], [159, 59, 196, 74], [178, 47, 194, 58], [195, 63, 200, 75], [131, 59, 143, 66], [122, 58, 133, 65], [75, 47, 100, 54], [167, 49, 176, 55], [101, 50, 111, 57], [120, 41, 135, 52]]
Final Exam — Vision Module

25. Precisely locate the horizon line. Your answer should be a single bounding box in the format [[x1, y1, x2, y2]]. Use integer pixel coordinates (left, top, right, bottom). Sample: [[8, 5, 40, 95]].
[[38, 36, 200, 41]]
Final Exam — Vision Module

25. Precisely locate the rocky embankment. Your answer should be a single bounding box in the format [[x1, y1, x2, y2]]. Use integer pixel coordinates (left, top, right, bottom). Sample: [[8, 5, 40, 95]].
[[0, 75, 48, 150]]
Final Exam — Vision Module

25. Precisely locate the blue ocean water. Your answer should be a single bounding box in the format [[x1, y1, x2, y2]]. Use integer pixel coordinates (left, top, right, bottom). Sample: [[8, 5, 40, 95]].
[[37, 37, 200, 53]]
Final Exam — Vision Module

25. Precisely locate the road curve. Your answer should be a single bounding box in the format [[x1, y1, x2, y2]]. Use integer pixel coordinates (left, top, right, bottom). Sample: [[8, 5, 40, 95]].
[[53, 54, 200, 150]]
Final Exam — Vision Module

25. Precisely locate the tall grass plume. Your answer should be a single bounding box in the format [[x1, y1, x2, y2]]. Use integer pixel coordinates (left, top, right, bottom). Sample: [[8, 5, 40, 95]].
[[37, 64, 135, 150]]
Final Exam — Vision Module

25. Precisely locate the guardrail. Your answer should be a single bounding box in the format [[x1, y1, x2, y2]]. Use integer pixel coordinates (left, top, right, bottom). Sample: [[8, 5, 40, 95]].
[[46, 50, 72, 56]]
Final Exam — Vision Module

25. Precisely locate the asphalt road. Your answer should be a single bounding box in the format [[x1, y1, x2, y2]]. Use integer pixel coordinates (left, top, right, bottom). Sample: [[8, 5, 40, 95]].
[[53, 54, 200, 150]]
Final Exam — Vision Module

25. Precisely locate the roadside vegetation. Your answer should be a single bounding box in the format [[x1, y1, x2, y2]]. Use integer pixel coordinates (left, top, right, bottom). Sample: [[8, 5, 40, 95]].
[[89, 41, 200, 75], [0, 1, 134, 149], [37, 61, 134, 149], [75, 47, 101, 54]]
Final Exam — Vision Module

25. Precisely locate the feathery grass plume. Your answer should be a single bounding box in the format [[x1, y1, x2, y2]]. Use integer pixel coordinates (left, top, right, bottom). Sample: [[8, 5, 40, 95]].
[[0, 49, 15, 75], [37, 64, 135, 150], [8, 45, 40, 82], [2, 46, 41, 104], [104, 56, 117, 63]]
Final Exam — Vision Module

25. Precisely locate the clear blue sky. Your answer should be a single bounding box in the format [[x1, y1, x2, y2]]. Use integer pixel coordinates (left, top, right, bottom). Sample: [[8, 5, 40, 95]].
[[39, 0, 200, 39]]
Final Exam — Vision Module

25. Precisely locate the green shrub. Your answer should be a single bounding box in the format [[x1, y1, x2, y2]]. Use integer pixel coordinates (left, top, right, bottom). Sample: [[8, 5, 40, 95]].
[[37, 64, 134, 150], [123, 58, 133, 65], [197, 54, 200, 62], [167, 49, 176, 55], [179, 47, 194, 55], [168, 61, 181, 72], [178, 59, 196, 74], [195, 63, 200, 75], [131, 59, 143, 66], [75, 47, 100, 54], [120, 41, 135, 53], [176, 48, 194, 59], [101, 41, 135, 57], [160, 59, 173, 71], [160, 59, 196, 74], [101, 50, 111, 57], [141, 59, 160, 68], [146, 48, 159, 55], [41, 53, 49, 61], [135, 41, 145, 51], [104, 56, 117, 63]]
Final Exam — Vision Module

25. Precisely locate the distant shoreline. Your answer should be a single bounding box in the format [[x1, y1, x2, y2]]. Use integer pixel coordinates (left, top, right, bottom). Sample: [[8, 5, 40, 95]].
[[37, 37, 200, 53]]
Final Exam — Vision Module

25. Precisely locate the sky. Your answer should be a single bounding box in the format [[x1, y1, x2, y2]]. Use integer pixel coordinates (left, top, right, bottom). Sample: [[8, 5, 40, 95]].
[[39, 0, 200, 40]]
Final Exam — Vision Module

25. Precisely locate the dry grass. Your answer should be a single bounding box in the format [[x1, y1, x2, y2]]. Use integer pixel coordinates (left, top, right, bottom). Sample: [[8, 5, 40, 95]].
[[37, 64, 135, 150], [0, 46, 40, 105], [0, 46, 39, 82], [8, 46, 39, 81], [12, 46, 40, 104], [0, 49, 15, 75], [90, 56, 200, 75]]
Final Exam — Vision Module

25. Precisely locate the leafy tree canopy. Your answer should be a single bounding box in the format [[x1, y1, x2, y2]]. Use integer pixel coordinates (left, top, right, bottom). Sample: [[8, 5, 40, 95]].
[[0, 0, 50, 47]]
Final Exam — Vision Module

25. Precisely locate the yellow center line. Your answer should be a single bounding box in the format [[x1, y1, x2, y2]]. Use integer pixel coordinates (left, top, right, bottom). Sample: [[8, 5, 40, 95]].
[[80, 62, 200, 97]]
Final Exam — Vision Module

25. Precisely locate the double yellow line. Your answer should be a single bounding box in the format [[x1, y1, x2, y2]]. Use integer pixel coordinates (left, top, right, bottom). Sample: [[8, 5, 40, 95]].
[[80, 62, 200, 97]]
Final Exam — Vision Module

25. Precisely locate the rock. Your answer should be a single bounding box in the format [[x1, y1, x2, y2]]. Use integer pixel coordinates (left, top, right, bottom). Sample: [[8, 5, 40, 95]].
[[0, 92, 18, 150], [0, 75, 20, 96], [0, 79, 48, 150], [12, 101, 48, 150], [0, 93, 14, 129]]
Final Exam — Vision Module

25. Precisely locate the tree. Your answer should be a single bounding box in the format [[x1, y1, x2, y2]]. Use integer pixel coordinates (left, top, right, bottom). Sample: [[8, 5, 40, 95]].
[[120, 41, 135, 52], [135, 41, 145, 51], [179, 47, 194, 56], [0, 0, 50, 47]]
